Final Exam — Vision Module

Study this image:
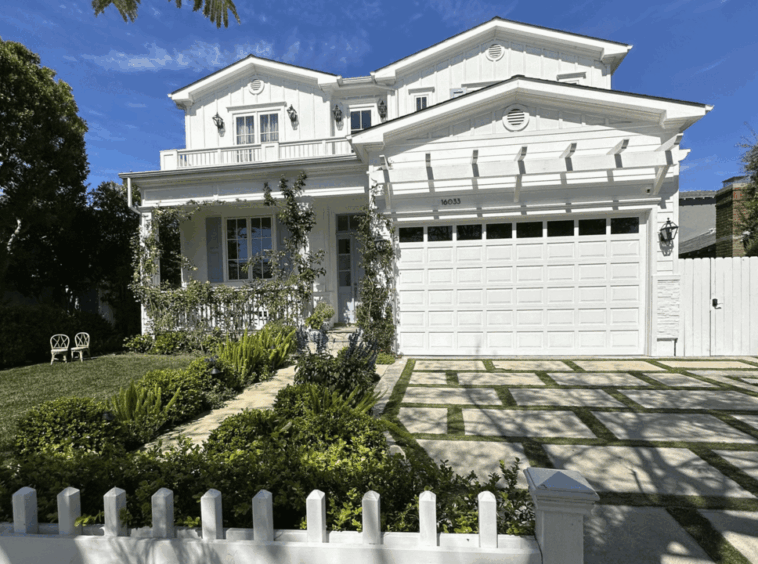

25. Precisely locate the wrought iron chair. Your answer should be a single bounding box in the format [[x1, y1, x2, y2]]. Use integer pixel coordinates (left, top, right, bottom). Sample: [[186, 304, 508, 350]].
[[71, 332, 91, 362], [50, 334, 70, 365]]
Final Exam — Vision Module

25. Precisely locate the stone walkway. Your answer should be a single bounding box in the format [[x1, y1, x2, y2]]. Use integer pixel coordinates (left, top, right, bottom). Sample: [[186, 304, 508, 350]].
[[389, 356, 758, 564], [150, 362, 392, 449]]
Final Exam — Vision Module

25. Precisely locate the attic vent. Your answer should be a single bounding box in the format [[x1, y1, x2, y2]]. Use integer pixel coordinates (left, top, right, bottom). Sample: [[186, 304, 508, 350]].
[[502, 105, 529, 132], [248, 78, 264, 95], [486, 44, 504, 61]]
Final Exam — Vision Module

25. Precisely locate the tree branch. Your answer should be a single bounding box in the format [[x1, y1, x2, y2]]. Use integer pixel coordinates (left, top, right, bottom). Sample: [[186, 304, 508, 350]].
[[6, 217, 22, 254]]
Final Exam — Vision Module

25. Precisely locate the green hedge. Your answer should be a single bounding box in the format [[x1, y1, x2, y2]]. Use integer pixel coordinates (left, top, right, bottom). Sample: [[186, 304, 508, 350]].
[[0, 304, 120, 369]]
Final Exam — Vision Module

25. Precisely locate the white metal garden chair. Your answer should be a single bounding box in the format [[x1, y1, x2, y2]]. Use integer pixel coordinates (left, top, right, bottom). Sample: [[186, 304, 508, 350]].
[[50, 334, 70, 364], [71, 332, 91, 362]]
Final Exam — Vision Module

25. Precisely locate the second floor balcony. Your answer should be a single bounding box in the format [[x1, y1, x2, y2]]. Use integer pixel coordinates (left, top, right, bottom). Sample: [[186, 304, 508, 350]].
[[159, 137, 353, 170]]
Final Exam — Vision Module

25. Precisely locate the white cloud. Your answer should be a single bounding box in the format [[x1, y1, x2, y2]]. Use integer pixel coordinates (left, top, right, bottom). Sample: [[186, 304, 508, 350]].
[[63, 55, 77, 62], [694, 57, 727, 75], [127, 102, 147, 108], [87, 109, 105, 117], [82, 41, 275, 73]]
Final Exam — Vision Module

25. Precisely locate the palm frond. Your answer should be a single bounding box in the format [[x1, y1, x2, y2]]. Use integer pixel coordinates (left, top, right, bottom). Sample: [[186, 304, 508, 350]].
[[92, 0, 239, 27]]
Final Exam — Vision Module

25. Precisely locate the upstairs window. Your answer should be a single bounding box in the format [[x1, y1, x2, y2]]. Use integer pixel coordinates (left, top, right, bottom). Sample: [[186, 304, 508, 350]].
[[351, 110, 372, 134], [235, 113, 279, 145], [415, 96, 428, 111]]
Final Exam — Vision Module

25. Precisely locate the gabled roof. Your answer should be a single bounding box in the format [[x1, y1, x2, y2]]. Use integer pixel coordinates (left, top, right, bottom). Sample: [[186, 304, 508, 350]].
[[350, 76, 711, 158], [372, 17, 633, 82], [169, 55, 339, 108]]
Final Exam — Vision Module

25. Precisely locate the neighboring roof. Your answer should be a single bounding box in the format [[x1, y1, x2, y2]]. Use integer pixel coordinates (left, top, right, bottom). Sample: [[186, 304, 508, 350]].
[[373, 17, 632, 80], [680, 190, 717, 200], [680, 228, 716, 255], [722, 175, 751, 186], [350, 75, 711, 147]]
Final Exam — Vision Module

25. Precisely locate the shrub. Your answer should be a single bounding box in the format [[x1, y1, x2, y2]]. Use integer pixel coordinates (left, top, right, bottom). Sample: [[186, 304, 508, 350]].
[[124, 334, 153, 353], [137, 368, 209, 424], [216, 324, 296, 381], [295, 352, 379, 397], [12, 397, 126, 456], [151, 331, 189, 355], [274, 384, 379, 420], [376, 352, 395, 365], [109, 381, 180, 446], [305, 302, 335, 330], [204, 409, 280, 455]]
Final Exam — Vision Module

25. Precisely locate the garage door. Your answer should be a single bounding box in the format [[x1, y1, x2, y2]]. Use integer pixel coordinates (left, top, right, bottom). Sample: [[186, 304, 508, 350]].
[[396, 216, 647, 356]]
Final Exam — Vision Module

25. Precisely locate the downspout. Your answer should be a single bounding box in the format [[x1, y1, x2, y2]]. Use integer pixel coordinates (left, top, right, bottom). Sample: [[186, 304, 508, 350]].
[[126, 177, 141, 215]]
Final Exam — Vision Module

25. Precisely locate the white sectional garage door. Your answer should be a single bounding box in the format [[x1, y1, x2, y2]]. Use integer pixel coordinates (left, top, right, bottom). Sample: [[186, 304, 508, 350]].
[[396, 216, 647, 356]]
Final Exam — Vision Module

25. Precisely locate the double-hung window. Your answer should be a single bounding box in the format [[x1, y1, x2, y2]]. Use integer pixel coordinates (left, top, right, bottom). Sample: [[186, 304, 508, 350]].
[[235, 113, 279, 145], [415, 96, 428, 111], [226, 217, 273, 281], [350, 110, 372, 134]]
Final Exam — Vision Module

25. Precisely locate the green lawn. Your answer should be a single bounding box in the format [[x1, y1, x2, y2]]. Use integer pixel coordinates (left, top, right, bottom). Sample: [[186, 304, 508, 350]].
[[0, 353, 200, 439]]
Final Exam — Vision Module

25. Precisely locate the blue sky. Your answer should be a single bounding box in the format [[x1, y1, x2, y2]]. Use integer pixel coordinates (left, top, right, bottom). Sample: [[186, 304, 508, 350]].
[[1, 0, 756, 192]]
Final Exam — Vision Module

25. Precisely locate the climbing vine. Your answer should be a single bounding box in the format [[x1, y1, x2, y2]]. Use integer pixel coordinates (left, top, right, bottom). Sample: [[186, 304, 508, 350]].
[[355, 190, 396, 352], [129, 172, 323, 345]]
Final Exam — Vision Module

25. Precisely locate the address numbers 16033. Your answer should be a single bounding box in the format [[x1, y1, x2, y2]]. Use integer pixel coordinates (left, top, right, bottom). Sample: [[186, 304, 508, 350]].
[[440, 198, 461, 206]]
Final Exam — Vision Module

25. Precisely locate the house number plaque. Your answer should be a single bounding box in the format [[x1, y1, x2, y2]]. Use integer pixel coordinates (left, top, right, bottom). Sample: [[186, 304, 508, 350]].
[[440, 198, 461, 206]]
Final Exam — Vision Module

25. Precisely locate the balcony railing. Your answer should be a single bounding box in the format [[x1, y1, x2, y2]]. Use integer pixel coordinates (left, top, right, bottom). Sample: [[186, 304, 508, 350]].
[[160, 138, 353, 170]]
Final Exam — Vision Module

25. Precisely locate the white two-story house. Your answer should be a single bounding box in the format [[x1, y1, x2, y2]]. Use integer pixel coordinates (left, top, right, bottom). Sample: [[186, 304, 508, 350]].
[[121, 17, 711, 357]]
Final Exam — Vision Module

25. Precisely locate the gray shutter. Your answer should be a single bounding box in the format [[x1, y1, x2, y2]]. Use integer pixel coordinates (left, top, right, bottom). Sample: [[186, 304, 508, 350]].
[[206, 217, 223, 283]]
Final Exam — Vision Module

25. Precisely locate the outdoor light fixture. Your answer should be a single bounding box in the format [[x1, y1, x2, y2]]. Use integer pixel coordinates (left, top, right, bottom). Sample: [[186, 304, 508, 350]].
[[659, 218, 679, 243], [332, 104, 343, 124], [287, 105, 298, 123], [212, 113, 224, 130], [102, 411, 115, 423], [210, 367, 222, 377], [378, 99, 387, 120], [373, 234, 391, 250]]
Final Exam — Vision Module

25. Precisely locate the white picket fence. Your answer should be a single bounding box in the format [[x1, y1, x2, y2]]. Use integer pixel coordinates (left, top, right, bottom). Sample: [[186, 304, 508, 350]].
[[0, 468, 599, 564], [680, 257, 758, 356]]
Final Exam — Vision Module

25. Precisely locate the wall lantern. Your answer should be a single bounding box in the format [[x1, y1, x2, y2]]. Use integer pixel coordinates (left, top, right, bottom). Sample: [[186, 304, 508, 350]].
[[212, 113, 225, 130], [373, 235, 391, 251], [333, 104, 343, 124], [659, 218, 679, 243], [287, 105, 298, 123], [378, 99, 387, 120]]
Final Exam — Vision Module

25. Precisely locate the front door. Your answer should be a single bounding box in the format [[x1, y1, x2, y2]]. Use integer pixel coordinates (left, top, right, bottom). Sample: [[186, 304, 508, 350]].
[[336, 214, 365, 324]]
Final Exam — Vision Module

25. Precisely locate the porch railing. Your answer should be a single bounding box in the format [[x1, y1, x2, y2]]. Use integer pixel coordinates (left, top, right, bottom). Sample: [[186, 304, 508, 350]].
[[160, 138, 353, 170], [141, 286, 301, 337]]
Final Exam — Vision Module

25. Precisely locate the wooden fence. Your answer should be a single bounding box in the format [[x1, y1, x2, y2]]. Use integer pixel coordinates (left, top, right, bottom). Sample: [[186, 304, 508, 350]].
[[680, 257, 758, 356], [1, 468, 599, 564]]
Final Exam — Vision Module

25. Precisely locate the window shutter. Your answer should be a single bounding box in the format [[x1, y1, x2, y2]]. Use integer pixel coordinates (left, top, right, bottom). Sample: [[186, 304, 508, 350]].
[[206, 217, 223, 283]]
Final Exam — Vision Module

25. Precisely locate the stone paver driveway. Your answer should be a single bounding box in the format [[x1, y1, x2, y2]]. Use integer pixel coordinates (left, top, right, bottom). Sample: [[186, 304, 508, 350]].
[[384, 357, 758, 564]]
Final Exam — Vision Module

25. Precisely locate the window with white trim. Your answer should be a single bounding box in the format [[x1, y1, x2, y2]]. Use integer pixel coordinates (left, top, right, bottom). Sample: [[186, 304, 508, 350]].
[[350, 110, 372, 134], [235, 113, 279, 145], [414, 95, 428, 111], [226, 217, 273, 281]]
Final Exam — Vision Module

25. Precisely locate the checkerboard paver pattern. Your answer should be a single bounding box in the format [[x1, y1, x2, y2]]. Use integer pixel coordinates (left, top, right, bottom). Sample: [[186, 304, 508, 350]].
[[393, 356, 758, 563]]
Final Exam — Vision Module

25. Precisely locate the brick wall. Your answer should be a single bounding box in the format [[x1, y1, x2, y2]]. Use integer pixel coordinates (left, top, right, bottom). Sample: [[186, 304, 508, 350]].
[[715, 183, 747, 257]]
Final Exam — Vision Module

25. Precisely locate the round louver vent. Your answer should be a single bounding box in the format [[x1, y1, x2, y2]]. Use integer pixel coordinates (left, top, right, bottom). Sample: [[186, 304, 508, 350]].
[[486, 43, 504, 61], [502, 105, 529, 132], [248, 78, 264, 94]]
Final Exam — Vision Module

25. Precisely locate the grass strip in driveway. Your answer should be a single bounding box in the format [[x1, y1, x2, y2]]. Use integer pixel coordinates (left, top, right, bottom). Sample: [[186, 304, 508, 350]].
[[667, 506, 752, 564]]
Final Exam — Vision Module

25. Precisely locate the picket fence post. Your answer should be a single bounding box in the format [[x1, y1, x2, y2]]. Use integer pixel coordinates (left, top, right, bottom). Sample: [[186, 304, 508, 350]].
[[525, 467, 599, 564], [56, 487, 81, 536], [104, 487, 128, 537]]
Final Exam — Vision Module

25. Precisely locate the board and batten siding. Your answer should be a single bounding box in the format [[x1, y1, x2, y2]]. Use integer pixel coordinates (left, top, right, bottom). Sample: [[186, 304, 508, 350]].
[[186, 73, 332, 151], [393, 39, 609, 119]]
